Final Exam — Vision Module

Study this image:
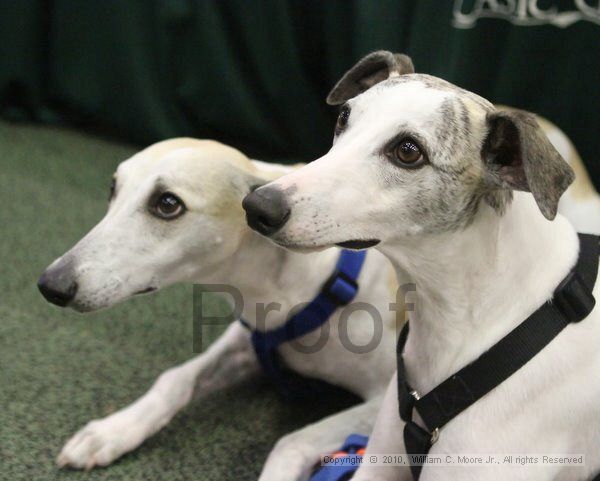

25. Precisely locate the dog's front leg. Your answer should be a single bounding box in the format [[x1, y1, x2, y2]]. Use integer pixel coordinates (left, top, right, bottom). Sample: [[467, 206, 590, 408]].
[[352, 373, 412, 481], [57, 321, 259, 469], [257, 396, 381, 481]]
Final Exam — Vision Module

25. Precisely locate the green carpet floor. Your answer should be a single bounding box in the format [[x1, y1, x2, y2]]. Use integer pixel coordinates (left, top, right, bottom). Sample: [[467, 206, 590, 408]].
[[0, 120, 356, 481]]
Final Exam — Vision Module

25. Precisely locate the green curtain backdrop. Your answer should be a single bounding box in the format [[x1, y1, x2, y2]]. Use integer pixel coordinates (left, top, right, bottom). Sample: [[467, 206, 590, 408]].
[[1, 0, 598, 186]]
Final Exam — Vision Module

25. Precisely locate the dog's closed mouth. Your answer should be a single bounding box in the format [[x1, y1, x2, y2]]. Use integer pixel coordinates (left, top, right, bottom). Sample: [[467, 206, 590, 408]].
[[336, 239, 381, 250], [134, 287, 157, 296]]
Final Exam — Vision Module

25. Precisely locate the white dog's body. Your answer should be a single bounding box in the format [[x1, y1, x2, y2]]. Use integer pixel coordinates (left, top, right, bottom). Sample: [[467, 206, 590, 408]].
[[39, 139, 399, 475], [363, 194, 600, 481], [243, 51, 600, 481]]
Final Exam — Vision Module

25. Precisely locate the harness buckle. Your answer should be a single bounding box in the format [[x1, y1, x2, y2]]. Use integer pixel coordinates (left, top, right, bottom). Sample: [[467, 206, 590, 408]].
[[322, 270, 359, 306], [407, 389, 439, 445], [554, 271, 596, 323]]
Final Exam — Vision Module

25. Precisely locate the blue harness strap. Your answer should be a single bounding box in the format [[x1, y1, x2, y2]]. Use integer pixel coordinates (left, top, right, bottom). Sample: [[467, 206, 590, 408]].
[[309, 434, 369, 481], [240, 249, 367, 397]]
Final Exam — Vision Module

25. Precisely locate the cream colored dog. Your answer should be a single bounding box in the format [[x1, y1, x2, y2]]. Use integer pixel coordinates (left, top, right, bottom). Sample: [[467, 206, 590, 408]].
[[38, 139, 399, 475]]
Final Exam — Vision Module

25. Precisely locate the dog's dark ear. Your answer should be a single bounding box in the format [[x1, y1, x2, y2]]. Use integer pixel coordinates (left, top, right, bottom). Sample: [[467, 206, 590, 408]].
[[326, 51, 414, 106], [482, 109, 574, 220]]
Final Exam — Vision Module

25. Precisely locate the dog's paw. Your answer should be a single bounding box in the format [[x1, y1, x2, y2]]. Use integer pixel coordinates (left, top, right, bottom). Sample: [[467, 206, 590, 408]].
[[57, 414, 144, 470]]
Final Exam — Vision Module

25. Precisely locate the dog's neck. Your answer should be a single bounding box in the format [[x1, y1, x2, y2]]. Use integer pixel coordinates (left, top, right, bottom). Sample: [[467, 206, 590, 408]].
[[196, 230, 340, 331], [379, 192, 580, 394]]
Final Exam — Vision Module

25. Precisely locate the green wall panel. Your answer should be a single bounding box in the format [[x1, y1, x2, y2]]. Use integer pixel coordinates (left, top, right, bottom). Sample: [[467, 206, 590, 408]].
[[0, 0, 598, 185]]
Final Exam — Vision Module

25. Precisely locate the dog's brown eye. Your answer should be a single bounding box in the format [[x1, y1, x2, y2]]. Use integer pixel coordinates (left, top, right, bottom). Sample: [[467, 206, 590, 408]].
[[335, 106, 350, 135], [392, 139, 425, 167], [154, 193, 185, 219]]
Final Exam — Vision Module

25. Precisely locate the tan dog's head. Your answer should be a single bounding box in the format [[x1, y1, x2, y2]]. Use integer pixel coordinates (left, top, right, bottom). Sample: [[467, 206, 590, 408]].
[[38, 139, 264, 311], [243, 51, 574, 251]]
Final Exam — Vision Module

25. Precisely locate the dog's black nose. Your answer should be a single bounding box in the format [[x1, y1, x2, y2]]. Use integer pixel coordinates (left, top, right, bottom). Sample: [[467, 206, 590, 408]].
[[243, 187, 291, 236], [37, 264, 78, 307]]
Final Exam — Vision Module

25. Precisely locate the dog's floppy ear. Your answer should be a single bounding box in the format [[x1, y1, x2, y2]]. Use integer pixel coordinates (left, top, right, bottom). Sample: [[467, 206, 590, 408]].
[[326, 50, 415, 106], [482, 109, 574, 220]]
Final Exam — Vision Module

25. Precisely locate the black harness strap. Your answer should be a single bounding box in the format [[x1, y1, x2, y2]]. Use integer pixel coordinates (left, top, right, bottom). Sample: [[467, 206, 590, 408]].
[[398, 234, 599, 480]]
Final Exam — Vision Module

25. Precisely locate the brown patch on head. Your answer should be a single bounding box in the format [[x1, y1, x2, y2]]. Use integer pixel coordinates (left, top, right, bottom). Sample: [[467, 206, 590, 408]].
[[495, 106, 597, 202], [481, 109, 575, 220]]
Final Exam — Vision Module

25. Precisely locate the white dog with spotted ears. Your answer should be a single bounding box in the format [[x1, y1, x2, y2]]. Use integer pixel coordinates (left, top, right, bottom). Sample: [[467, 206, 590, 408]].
[[243, 51, 600, 481]]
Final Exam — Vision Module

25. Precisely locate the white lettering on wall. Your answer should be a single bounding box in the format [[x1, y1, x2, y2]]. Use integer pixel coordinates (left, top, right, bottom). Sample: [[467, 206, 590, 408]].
[[453, 0, 600, 28]]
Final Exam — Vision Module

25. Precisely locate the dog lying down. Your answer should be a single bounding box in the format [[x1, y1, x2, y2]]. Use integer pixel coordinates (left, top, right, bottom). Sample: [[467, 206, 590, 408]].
[[38, 139, 399, 474], [243, 51, 600, 481], [38, 128, 597, 476]]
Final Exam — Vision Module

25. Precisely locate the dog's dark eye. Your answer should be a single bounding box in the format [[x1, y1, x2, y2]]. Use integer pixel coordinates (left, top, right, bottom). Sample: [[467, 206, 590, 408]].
[[109, 178, 116, 201], [335, 106, 350, 135], [391, 139, 425, 168], [154, 193, 185, 220]]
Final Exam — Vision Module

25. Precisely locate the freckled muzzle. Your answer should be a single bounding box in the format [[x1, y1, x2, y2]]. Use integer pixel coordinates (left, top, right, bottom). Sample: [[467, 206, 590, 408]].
[[242, 187, 291, 236]]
